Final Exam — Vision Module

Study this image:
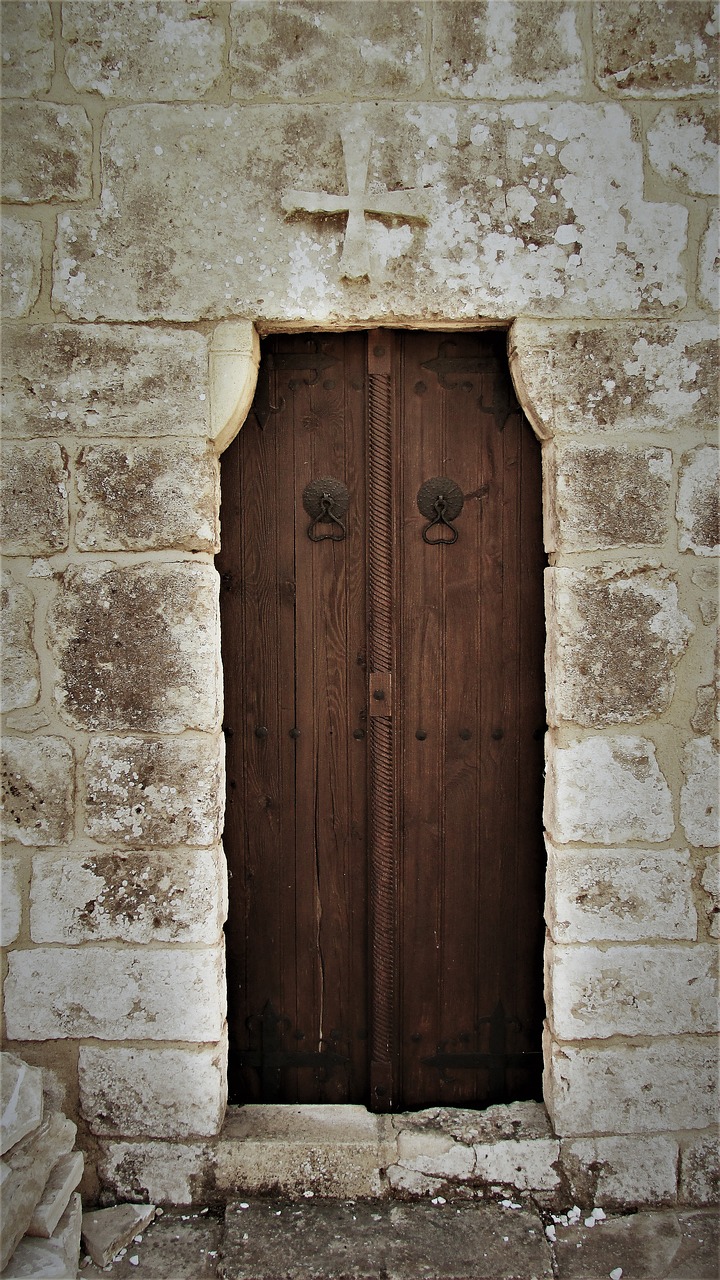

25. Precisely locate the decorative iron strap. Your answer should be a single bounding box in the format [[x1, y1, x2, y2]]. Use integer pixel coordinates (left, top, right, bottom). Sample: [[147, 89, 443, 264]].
[[367, 352, 396, 1109]]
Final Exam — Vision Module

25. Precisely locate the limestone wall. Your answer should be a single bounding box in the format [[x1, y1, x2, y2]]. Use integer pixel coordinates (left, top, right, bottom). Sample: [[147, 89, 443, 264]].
[[1, 1, 717, 1207]]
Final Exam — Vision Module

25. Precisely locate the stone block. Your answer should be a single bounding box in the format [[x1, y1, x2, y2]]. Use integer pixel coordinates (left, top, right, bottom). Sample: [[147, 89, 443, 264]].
[[30, 846, 226, 945], [1, 102, 91, 203], [51, 102, 687, 322], [0, 2, 54, 98], [48, 562, 220, 733], [544, 735, 674, 845], [432, 1, 586, 99], [26, 1150, 83, 1238], [4, 944, 226, 1041], [76, 442, 219, 552], [396, 1129, 475, 1180], [547, 942, 718, 1039], [0, 857, 22, 947], [0, 1052, 43, 1156], [677, 445, 719, 556], [0, 1112, 76, 1271], [701, 856, 719, 939], [4, 1191, 82, 1280], [229, 2, 426, 100], [0, 572, 39, 713], [681, 737, 720, 848], [647, 105, 719, 196], [1, 217, 41, 318], [1, 736, 75, 848], [83, 733, 224, 848], [593, 2, 718, 96], [546, 567, 692, 727], [510, 321, 718, 437], [79, 1038, 227, 1139], [385, 1164, 440, 1196], [561, 1135, 678, 1208], [0, 323, 210, 438], [0, 441, 69, 555], [474, 1138, 561, 1191], [393, 1101, 552, 1145], [544, 1035, 718, 1136], [81, 1203, 156, 1269], [545, 844, 697, 943], [692, 565, 720, 626], [546, 443, 671, 552], [692, 684, 718, 734], [98, 1140, 210, 1205], [699, 207, 719, 309], [63, 0, 224, 100], [216, 1105, 389, 1200], [680, 1132, 719, 1206]]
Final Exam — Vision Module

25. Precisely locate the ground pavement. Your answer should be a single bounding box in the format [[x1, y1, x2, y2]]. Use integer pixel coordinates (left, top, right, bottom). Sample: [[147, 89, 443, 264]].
[[79, 1198, 718, 1280]]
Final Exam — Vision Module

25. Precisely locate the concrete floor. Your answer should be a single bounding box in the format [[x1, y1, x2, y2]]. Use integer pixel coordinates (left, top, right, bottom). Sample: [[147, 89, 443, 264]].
[[79, 1200, 719, 1280]]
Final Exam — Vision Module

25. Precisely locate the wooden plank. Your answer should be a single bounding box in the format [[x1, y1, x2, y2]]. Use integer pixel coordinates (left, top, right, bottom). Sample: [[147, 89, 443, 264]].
[[397, 330, 445, 1107]]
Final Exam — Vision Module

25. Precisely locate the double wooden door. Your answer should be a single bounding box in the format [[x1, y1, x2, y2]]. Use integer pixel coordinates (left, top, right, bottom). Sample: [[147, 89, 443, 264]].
[[219, 330, 546, 1111]]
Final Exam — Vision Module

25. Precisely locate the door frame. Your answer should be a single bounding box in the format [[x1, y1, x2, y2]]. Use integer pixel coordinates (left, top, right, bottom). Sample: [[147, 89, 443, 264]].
[[217, 321, 551, 1117]]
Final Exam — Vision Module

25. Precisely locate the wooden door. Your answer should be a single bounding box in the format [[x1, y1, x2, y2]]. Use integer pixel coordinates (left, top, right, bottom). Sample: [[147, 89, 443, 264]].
[[218, 330, 546, 1110]]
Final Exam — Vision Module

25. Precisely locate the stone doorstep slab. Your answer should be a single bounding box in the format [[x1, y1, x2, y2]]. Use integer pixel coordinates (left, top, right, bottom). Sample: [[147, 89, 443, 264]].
[[220, 1199, 554, 1280], [73, 1203, 720, 1280]]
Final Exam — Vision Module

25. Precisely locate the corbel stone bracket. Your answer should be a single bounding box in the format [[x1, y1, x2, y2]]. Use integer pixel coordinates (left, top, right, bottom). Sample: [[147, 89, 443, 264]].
[[209, 321, 261, 454]]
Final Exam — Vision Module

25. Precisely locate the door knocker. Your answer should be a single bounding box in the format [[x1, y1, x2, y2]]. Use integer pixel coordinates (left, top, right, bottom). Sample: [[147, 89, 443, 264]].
[[417, 477, 464, 545], [303, 476, 349, 542]]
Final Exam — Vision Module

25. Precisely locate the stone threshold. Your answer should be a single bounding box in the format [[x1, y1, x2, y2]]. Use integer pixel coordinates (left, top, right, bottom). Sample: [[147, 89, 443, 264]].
[[214, 1101, 561, 1203]]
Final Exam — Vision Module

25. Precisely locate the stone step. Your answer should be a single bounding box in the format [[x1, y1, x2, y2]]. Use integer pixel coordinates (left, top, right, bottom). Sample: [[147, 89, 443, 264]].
[[219, 1199, 553, 1280], [76, 1203, 720, 1280]]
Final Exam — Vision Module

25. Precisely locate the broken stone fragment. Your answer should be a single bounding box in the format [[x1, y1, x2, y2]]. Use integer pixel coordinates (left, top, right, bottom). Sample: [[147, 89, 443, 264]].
[[0, 1113, 76, 1272], [80, 1203, 156, 1268], [0, 1053, 43, 1156], [3, 1191, 82, 1280], [26, 1150, 84, 1239]]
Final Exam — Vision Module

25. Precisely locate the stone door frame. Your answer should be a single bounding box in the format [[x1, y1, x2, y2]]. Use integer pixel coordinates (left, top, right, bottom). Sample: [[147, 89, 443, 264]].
[[212, 315, 555, 1108]]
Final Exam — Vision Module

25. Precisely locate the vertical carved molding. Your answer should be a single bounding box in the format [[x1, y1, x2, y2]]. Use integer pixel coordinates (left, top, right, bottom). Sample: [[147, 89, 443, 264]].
[[367, 335, 397, 1110]]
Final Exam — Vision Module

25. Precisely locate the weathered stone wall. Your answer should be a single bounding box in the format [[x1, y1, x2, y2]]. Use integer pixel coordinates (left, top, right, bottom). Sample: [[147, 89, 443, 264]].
[[1, 1, 717, 1208]]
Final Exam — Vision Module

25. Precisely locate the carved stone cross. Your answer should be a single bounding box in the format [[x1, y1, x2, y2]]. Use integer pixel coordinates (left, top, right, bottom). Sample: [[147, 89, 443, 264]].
[[282, 122, 428, 281]]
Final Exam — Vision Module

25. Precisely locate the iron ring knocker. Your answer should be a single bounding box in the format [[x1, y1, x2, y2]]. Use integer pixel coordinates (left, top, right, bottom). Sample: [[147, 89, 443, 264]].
[[303, 476, 349, 542], [417, 477, 464, 545]]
